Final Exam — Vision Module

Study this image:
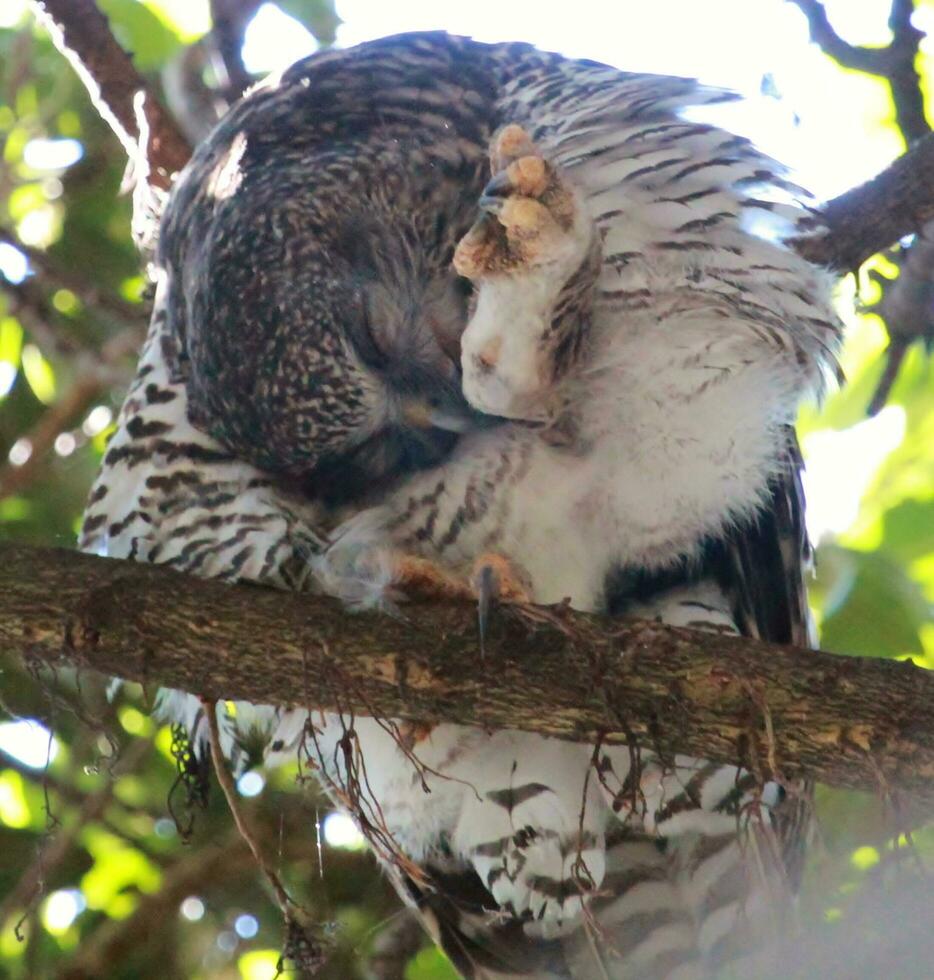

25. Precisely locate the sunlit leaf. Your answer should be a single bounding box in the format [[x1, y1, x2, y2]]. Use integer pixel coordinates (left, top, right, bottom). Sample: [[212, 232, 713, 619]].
[[14, 82, 38, 117], [80, 827, 162, 914], [0, 497, 31, 521], [816, 546, 929, 658], [56, 110, 81, 138], [878, 498, 934, 564], [3, 122, 29, 164], [118, 706, 153, 737], [21, 342, 56, 403], [405, 945, 460, 980], [0, 317, 24, 364], [51, 287, 79, 315], [96, 0, 186, 70], [849, 845, 880, 871], [239, 949, 281, 980], [0, 770, 31, 828], [140, 0, 211, 42], [7, 182, 45, 219], [0, 918, 26, 959]]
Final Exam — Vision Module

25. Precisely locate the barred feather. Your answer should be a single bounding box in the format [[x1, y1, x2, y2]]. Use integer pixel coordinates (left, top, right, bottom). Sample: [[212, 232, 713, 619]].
[[81, 32, 839, 979]]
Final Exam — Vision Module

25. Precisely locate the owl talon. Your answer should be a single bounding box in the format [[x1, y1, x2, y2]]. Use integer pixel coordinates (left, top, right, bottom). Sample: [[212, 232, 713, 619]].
[[476, 563, 495, 657], [391, 553, 476, 603], [483, 155, 551, 202], [471, 553, 533, 604], [471, 553, 533, 655], [453, 125, 589, 279], [478, 194, 506, 215]]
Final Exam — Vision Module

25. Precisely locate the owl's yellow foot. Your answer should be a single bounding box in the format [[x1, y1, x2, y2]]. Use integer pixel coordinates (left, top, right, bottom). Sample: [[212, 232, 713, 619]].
[[390, 554, 476, 602], [389, 551, 531, 655], [453, 124, 582, 279], [471, 552, 533, 604], [389, 552, 531, 604]]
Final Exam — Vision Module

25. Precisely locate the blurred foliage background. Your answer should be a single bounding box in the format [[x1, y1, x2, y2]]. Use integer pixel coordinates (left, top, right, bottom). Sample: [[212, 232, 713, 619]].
[[0, 1, 932, 978]]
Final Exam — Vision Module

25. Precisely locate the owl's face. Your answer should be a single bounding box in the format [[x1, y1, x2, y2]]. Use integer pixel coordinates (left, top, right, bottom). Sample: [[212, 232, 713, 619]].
[[302, 266, 483, 504], [162, 87, 495, 503], [179, 224, 484, 505]]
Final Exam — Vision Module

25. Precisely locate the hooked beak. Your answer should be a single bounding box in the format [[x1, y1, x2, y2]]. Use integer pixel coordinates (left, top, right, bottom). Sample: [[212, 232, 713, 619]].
[[401, 398, 495, 434]]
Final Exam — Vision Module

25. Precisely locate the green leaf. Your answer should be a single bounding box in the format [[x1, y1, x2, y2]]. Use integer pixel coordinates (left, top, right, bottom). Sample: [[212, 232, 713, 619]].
[[815, 545, 930, 658], [0, 316, 23, 364], [405, 946, 460, 980], [80, 828, 162, 913], [20, 343, 56, 403], [96, 0, 184, 71], [879, 498, 934, 564]]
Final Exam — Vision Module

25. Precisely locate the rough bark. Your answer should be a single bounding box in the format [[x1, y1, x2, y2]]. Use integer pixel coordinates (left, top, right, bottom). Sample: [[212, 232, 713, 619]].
[[792, 131, 934, 271], [29, 0, 191, 188], [3, 543, 934, 807]]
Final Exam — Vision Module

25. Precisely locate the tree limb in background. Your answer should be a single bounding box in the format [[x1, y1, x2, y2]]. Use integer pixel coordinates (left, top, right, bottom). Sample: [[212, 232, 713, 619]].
[[790, 0, 933, 412], [792, 131, 934, 269], [0, 375, 106, 501], [790, 0, 927, 141], [368, 913, 429, 980], [3, 543, 934, 807], [864, 230, 934, 414], [28, 0, 191, 188], [208, 0, 264, 100], [0, 227, 146, 328]]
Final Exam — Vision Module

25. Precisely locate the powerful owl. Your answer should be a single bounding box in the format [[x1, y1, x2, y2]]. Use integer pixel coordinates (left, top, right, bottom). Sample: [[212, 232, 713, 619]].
[[81, 32, 841, 979]]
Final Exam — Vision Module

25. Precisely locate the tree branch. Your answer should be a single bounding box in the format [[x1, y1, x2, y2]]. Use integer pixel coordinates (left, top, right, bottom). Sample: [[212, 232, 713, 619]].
[[789, 0, 933, 414], [208, 0, 264, 100], [792, 131, 934, 270], [28, 0, 191, 189], [2, 543, 934, 806], [790, 0, 890, 75]]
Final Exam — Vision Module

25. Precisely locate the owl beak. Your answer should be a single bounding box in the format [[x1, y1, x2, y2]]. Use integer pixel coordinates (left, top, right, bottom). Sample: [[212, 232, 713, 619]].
[[426, 407, 479, 433], [400, 398, 488, 434]]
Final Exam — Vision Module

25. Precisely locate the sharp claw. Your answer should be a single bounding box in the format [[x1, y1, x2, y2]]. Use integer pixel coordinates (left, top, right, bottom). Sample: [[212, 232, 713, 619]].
[[483, 171, 513, 198], [476, 563, 496, 657], [478, 194, 506, 215]]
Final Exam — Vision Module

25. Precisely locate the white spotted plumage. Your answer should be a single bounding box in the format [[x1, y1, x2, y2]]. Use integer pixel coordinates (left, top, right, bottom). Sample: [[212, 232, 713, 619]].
[[81, 32, 838, 979]]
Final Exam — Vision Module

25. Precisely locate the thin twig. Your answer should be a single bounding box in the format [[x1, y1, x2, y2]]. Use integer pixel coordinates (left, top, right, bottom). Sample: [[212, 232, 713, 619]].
[[0, 373, 106, 501], [200, 697, 298, 917]]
